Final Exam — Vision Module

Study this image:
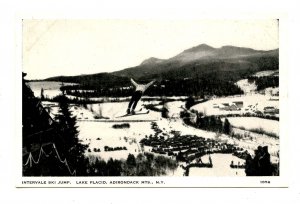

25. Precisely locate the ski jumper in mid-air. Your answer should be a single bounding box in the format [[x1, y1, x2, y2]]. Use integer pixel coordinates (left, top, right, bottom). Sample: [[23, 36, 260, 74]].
[[127, 78, 155, 114]]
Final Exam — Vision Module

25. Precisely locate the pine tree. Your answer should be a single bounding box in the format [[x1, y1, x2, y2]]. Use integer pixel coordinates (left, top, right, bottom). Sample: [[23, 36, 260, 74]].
[[223, 118, 232, 135], [55, 94, 87, 175], [40, 88, 45, 100], [185, 96, 195, 109]]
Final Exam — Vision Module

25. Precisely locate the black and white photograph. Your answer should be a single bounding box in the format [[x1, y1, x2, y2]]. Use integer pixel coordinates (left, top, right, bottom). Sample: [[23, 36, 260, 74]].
[[2, 0, 300, 202], [21, 19, 282, 182]]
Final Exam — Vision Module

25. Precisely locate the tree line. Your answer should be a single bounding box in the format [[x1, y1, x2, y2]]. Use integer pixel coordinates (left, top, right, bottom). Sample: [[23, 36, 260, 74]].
[[180, 110, 232, 135], [247, 76, 279, 91], [60, 77, 244, 98], [86, 152, 178, 176]]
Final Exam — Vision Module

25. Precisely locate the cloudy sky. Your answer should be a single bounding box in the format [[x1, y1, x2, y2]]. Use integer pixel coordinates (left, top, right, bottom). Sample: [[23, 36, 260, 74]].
[[23, 19, 279, 80]]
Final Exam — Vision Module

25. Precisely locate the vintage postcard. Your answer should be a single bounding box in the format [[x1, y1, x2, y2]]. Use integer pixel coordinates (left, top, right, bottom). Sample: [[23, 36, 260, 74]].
[[17, 18, 288, 187]]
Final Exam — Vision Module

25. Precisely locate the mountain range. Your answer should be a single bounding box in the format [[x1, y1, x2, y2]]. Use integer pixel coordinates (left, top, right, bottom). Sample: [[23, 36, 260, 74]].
[[45, 44, 279, 88]]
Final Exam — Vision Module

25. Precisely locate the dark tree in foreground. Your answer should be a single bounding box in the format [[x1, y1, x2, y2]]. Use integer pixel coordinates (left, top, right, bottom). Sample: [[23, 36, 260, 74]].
[[40, 88, 45, 100], [245, 146, 275, 176], [55, 94, 87, 175], [106, 158, 122, 176], [126, 154, 137, 167], [223, 118, 232, 135], [185, 96, 195, 109]]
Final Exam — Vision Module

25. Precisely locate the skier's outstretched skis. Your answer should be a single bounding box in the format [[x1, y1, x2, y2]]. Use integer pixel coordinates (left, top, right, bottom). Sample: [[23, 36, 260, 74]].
[[126, 78, 155, 115]]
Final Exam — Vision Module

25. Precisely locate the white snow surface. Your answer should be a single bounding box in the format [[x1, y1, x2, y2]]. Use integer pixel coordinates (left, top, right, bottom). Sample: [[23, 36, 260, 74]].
[[32, 79, 280, 176], [252, 70, 279, 77], [225, 117, 279, 136], [189, 154, 246, 176], [42, 98, 279, 163], [191, 94, 279, 116], [235, 79, 257, 95], [78, 121, 153, 161]]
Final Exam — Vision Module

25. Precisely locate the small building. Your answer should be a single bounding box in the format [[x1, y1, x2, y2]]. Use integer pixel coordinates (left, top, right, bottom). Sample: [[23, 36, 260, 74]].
[[264, 106, 279, 114], [220, 103, 239, 111], [233, 101, 244, 109], [228, 104, 239, 111], [219, 103, 230, 110]]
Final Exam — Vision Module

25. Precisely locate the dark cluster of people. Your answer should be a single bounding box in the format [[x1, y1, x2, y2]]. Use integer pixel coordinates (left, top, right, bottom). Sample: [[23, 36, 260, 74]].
[[245, 146, 275, 176]]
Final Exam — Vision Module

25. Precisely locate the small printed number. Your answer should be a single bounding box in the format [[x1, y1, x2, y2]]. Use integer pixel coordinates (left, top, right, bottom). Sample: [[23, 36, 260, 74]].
[[260, 181, 270, 184]]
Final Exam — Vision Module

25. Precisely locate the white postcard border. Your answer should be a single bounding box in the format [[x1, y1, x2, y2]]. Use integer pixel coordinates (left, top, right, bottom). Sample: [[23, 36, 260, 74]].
[[15, 12, 289, 188]]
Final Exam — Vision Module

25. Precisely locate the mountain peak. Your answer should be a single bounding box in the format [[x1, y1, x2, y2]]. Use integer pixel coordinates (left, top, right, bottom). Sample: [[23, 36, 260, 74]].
[[183, 44, 215, 53], [140, 57, 164, 65], [171, 44, 216, 62]]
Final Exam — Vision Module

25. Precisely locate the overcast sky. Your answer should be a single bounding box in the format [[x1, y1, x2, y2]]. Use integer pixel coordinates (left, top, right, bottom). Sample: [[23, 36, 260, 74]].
[[23, 19, 279, 80]]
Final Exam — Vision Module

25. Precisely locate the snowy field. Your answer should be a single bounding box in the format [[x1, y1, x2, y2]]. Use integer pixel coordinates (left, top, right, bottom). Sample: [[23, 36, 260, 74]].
[[86, 101, 161, 121], [189, 154, 246, 176], [191, 94, 279, 116], [235, 70, 279, 95], [42, 101, 161, 121], [225, 117, 279, 136], [235, 79, 257, 95], [164, 101, 186, 118], [252, 70, 279, 77], [42, 98, 279, 163], [31, 80, 280, 176], [78, 121, 153, 161], [231, 127, 279, 160], [264, 87, 279, 97]]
